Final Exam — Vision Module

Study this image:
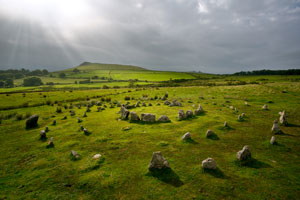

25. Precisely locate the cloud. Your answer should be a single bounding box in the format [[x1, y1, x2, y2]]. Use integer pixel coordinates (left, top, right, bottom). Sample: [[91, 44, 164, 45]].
[[0, 0, 299, 73]]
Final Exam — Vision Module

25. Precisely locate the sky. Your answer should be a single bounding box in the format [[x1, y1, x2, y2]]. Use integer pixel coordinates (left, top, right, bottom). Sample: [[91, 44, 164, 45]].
[[0, 0, 300, 73]]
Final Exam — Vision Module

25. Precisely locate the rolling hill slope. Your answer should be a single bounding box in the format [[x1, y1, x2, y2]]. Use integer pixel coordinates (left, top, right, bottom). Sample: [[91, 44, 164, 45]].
[[55, 62, 197, 81]]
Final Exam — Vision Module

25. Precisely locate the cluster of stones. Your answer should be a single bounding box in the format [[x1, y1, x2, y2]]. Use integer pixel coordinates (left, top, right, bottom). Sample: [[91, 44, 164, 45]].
[[120, 105, 170, 123], [164, 100, 182, 107], [149, 145, 253, 171], [178, 104, 203, 120]]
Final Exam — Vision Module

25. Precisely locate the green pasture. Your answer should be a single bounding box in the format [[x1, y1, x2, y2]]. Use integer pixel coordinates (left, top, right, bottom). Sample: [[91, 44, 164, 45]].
[[0, 81, 299, 199]]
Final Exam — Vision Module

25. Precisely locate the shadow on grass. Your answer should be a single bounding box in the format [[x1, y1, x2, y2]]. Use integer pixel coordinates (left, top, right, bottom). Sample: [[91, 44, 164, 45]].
[[40, 137, 47, 142], [81, 157, 105, 173], [25, 125, 39, 130], [84, 131, 92, 136], [203, 168, 226, 179], [146, 168, 184, 187], [235, 159, 272, 169], [275, 131, 297, 137], [182, 138, 199, 144], [286, 123, 300, 128], [218, 126, 235, 131], [46, 142, 54, 148], [207, 134, 219, 140]]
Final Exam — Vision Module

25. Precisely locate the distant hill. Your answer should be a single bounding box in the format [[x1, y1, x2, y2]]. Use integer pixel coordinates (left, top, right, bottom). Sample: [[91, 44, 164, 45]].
[[66, 62, 147, 72], [54, 62, 197, 81]]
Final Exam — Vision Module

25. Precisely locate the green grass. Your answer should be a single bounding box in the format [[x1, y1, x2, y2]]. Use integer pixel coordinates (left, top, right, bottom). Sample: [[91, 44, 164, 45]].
[[0, 79, 300, 199]]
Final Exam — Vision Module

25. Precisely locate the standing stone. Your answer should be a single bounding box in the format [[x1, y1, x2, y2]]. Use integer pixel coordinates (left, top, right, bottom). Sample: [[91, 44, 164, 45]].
[[142, 102, 146, 107], [182, 132, 191, 140], [157, 115, 171, 122], [164, 101, 171, 105], [120, 105, 130, 120], [47, 137, 54, 147], [83, 112, 87, 117], [135, 102, 140, 107], [178, 110, 186, 120], [77, 117, 82, 123], [202, 158, 217, 170], [45, 126, 49, 132], [71, 150, 79, 159], [148, 151, 170, 170], [236, 146, 251, 161], [186, 110, 194, 118], [80, 125, 84, 131], [86, 107, 91, 112], [63, 116, 67, 120], [40, 130, 46, 139], [272, 120, 281, 134], [270, 136, 276, 145], [238, 114, 242, 121], [130, 112, 140, 121], [224, 121, 228, 127], [26, 115, 39, 129], [206, 129, 214, 138], [70, 110, 75, 116], [279, 110, 288, 126], [262, 104, 268, 110], [141, 113, 156, 122], [97, 107, 101, 112], [83, 128, 89, 135], [195, 104, 204, 115], [52, 120, 56, 125]]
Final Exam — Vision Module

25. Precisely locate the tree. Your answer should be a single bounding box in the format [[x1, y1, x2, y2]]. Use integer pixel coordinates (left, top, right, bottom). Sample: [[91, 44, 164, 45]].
[[23, 77, 43, 86], [59, 72, 66, 78], [5, 79, 14, 88], [42, 69, 49, 75], [0, 81, 5, 88], [73, 68, 80, 73]]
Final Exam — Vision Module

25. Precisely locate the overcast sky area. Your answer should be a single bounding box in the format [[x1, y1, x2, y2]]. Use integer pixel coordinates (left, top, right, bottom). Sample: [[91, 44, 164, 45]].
[[0, 0, 300, 73]]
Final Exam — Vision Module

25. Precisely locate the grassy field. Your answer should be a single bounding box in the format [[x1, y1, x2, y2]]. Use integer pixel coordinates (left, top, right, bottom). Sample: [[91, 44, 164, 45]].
[[0, 80, 299, 199]]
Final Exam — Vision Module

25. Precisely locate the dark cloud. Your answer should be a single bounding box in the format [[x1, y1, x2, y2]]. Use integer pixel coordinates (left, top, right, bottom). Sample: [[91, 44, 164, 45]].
[[0, 0, 299, 73]]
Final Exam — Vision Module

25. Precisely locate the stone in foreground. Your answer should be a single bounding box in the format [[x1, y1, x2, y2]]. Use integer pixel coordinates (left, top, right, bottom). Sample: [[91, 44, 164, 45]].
[[236, 145, 251, 161], [262, 104, 268, 110], [157, 115, 171, 122], [202, 158, 217, 170], [224, 121, 228, 127], [130, 111, 140, 121], [120, 105, 130, 120], [71, 150, 79, 159], [93, 154, 102, 159], [195, 104, 204, 115], [279, 110, 288, 126], [182, 132, 191, 140], [270, 136, 276, 145], [186, 110, 194, 118], [206, 129, 214, 138], [148, 151, 170, 170], [141, 113, 156, 122], [272, 120, 281, 134], [178, 110, 186, 120], [47, 137, 54, 147], [40, 130, 46, 139], [26, 114, 39, 129]]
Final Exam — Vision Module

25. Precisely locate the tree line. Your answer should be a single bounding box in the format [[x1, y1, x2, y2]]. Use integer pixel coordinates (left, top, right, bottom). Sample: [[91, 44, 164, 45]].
[[234, 69, 300, 76], [0, 68, 48, 88]]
